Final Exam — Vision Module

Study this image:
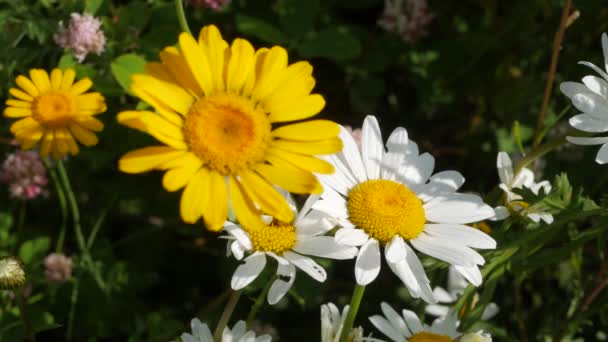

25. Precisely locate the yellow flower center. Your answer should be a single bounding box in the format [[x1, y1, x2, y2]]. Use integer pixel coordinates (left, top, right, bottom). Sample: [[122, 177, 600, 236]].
[[183, 93, 271, 175], [409, 332, 453, 342], [249, 222, 297, 255], [32, 91, 75, 125], [347, 179, 425, 243]]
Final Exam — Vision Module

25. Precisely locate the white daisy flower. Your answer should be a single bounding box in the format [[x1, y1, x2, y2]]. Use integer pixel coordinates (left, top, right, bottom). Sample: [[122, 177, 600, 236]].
[[180, 319, 271, 342], [224, 195, 358, 305], [313, 115, 497, 303], [321, 303, 363, 342], [368, 302, 460, 342], [496, 152, 553, 224], [560, 32, 608, 164], [425, 266, 499, 321]]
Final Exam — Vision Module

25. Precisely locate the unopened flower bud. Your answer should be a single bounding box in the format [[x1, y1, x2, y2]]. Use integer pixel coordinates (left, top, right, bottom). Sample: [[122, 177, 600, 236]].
[[0, 257, 25, 290]]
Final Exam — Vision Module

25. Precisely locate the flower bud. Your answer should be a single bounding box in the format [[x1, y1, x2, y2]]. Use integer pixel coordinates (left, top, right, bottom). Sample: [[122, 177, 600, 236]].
[[0, 257, 26, 290]]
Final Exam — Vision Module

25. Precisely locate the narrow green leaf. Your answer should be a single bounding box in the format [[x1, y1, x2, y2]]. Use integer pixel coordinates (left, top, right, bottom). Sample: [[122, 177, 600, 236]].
[[111, 54, 146, 95]]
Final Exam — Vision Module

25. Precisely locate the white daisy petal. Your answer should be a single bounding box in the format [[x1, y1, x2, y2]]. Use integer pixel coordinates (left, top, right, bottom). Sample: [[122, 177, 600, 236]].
[[579, 61, 608, 83], [402, 243, 435, 303], [386, 127, 409, 154], [369, 315, 406, 342], [231, 321, 247, 340], [266, 252, 290, 266], [424, 193, 495, 224], [425, 304, 450, 318], [569, 114, 608, 132], [410, 233, 484, 266], [231, 240, 246, 260], [401, 309, 424, 334], [283, 251, 327, 282], [362, 115, 384, 179], [385, 235, 407, 263], [231, 252, 266, 290], [297, 194, 320, 222], [418, 170, 466, 200], [296, 210, 335, 237], [496, 152, 513, 185], [583, 75, 608, 98], [560, 81, 608, 115], [268, 262, 296, 305], [387, 257, 422, 299], [355, 239, 381, 285], [512, 168, 535, 189], [454, 264, 483, 286], [339, 125, 368, 183], [432, 287, 455, 303], [481, 303, 500, 320], [293, 236, 358, 260], [566, 136, 608, 145], [335, 227, 369, 246], [224, 224, 253, 250], [380, 302, 411, 337], [191, 318, 214, 342], [424, 224, 496, 249], [597, 143, 608, 164]]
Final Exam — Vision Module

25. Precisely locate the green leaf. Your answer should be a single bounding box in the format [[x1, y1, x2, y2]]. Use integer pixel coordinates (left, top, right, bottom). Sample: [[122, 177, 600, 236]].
[[58, 54, 77, 70], [111, 54, 146, 95], [85, 0, 104, 14], [18, 237, 50, 265], [296, 27, 362, 61], [277, 0, 319, 38], [235, 14, 288, 45]]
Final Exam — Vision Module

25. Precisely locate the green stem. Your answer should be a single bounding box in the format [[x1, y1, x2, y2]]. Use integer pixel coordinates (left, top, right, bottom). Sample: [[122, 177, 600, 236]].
[[213, 290, 242, 342], [339, 284, 366, 342], [514, 135, 568, 175], [66, 278, 79, 341], [44, 160, 68, 253], [174, 0, 192, 35], [16, 287, 36, 342], [55, 161, 108, 294], [13, 201, 26, 253], [246, 276, 275, 327], [87, 197, 116, 249]]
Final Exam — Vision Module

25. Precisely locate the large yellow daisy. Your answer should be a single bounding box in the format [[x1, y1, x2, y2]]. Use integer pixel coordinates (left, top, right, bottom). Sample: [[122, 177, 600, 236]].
[[3, 68, 106, 159], [118, 25, 342, 232]]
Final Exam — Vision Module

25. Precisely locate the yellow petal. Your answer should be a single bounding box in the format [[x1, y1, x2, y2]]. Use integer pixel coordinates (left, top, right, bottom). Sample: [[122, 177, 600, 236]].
[[10, 117, 39, 134], [162, 153, 203, 191], [5, 100, 31, 108], [252, 46, 288, 102], [119, 146, 186, 174], [198, 25, 228, 92], [4, 107, 32, 118], [255, 161, 322, 195], [50, 69, 63, 89], [40, 130, 54, 158], [76, 92, 106, 113], [178, 32, 214, 96], [17, 125, 43, 150], [29, 69, 51, 93], [117, 111, 187, 149], [9, 88, 34, 102], [131, 74, 194, 116], [242, 48, 268, 96], [229, 176, 264, 230], [239, 170, 294, 223], [73, 116, 104, 132], [145, 62, 175, 85], [271, 137, 343, 155], [16, 75, 39, 96], [268, 94, 325, 123], [69, 78, 93, 95], [68, 123, 99, 146], [159, 47, 202, 96], [180, 167, 210, 223], [131, 84, 185, 127], [61, 69, 76, 90], [263, 61, 314, 108], [62, 128, 79, 155], [54, 128, 70, 157], [226, 39, 255, 94], [272, 120, 339, 141], [203, 171, 228, 232], [266, 149, 334, 174]]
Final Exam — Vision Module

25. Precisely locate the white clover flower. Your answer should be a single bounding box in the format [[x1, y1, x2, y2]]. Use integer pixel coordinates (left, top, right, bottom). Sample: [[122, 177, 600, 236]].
[[180, 319, 271, 342], [321, 303, 363, 342], [460, 332, 492, 342], [369, 302, 460, 342], [54, 13, 106, 62], [0, 257, 25, 290], [425, 266, 499, 321], [224, 195, 358, 305], [495, 152, 553, 224], [560, 33, 608, 164], [313, 116, 496, 303]]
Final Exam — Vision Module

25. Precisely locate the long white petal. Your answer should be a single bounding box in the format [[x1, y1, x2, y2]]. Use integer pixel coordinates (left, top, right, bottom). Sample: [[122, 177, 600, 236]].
[[293, 236, 358, 260], [410, 233, 484, 266], [385, 235, 407, 263], [416, 171, 465, 201], [454, 264, 483, 286], [381, 302, 411, 337], [355, 239, 381, 285], [566, 136, 608, 145], [424, 193, 495, 224], [424, 224, 496, 249], [496, 152, 513, 185], [369, 315, 407, 342], [224, 224, 253, 250], [362, 115, 384, 179], [267, 262, 296, 305], [401, 309, 424, 334], [386, 127, 409, 154], [335, 227, 370, 247], [597, 143, 608, 164], [231, 252, 266, 290], [339, 125, 368, 183], [283, 251, 327, 282]]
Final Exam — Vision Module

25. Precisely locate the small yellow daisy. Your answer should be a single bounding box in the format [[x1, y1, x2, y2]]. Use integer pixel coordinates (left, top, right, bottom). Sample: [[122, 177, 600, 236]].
[[3, 68, 106, 159], [118, 25, 342, 232]]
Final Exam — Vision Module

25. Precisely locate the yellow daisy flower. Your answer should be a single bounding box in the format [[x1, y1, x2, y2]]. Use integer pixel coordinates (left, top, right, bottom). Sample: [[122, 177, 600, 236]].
[[3, 68, 106, 159], [118, 25, 341, 232]]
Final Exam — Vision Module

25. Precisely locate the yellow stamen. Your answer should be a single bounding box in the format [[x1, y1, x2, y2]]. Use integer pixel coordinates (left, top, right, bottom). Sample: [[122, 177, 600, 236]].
[[249, 222, 297, 255], [409, 332, 453, 342], [183, 93, 271, 175], [347, 179, 425, 243], [32, 91, 75, 125]]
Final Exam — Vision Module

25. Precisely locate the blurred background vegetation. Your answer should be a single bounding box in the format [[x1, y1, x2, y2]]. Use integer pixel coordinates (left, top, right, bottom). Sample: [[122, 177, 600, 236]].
[[1, 0, 608, 340]]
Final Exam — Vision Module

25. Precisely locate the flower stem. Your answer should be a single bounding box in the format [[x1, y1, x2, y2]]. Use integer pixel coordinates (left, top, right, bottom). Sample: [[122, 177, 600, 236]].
[[13, 201, 26, 253], [67, 278, 79, 341], [339, 284, 366, 342], [213, 289, 242, 342], [16, 287, 36, 342], [514, 135, 568, 175], [246, 276, 275, 328], [532, 0, 573, 148], [43, 160, 68, 253], [174, 0, 192, 35]]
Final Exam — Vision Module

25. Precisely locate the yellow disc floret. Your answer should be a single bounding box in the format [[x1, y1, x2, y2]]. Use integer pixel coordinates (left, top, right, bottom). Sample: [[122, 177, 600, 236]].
[[347, 179, 426, 243], [409, 332, 453, 342], [249, 222, 297, 255], [32, 91, 75, 125], [183, 93, 272, 175]]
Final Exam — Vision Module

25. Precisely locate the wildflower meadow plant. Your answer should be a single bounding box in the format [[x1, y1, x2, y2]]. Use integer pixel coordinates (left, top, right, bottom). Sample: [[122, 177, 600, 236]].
[[2, 0, 608, 341]]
